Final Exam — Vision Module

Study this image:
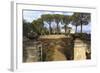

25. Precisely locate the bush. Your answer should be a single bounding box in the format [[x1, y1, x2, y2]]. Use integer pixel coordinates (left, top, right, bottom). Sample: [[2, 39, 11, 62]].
[[27, 31, 39, 40], [72, 33, 91, 41]]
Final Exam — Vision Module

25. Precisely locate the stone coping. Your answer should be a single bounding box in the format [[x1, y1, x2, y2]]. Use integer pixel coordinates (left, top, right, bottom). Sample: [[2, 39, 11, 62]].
[[39, 35, 71, 39]]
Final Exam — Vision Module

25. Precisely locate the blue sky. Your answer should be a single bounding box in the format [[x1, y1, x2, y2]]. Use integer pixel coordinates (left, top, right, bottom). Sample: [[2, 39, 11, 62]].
[[23, 10, 91, 33], [23, 10, 74, 22]]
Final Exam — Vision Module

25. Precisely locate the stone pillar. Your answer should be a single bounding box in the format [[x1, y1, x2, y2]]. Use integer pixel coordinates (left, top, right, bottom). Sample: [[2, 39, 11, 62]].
[[74, 39, 87, 60]]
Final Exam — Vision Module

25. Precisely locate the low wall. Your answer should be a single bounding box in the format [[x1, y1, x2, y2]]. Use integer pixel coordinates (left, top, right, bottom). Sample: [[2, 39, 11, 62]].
[[39, 35, 71, 39]]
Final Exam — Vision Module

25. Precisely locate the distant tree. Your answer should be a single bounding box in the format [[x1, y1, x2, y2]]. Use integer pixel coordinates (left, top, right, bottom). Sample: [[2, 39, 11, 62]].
[[71, 13, 90, 33], [71, 13, 80, 33], [79, 13, 90, 33], [41, 14, 53, 34], [23, 20, 32, 37], [53, 14, 62, 34], [62, 15, 71, 33], [32, 18, 44, 35], [36, 18, 45, 35]]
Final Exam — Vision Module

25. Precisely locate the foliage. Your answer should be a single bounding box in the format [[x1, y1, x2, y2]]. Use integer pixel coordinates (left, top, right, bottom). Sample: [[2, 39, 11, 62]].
[[23, 20, 32, 37], [41, 14, 53, 34], [73, 33, 91, 42], [71, 13, 90, 33], [23, 12, 91, 36], [62, 15, 71, 33]]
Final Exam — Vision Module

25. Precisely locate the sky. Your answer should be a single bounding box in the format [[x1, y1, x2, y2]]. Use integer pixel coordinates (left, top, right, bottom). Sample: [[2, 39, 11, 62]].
[[23, 10, 74, 22], [23, 10, 91, 33]]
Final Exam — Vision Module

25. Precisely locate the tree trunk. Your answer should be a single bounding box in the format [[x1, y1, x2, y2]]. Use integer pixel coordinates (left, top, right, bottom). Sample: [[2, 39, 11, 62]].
[[65, 25, 67, 34], [57, 23, 59, 34], [75, 25, 77, 33], [80, 23, 82, 33], [49, 23, 52, 34], [80, 15, 83, 33]]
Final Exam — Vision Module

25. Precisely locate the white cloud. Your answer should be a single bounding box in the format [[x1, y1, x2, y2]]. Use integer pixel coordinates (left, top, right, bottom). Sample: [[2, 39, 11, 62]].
[[63, 12, 74, 16], [23, 10, 43, 22]]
